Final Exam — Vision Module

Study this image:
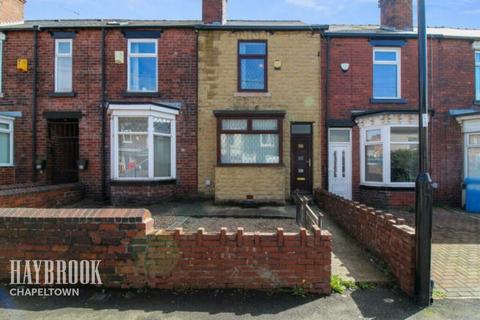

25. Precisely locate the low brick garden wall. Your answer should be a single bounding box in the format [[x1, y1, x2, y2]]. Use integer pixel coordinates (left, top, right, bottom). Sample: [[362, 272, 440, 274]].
[[0, 183, 84, 208], [0, 208, 332, 294], [314, 189, 415, 296]]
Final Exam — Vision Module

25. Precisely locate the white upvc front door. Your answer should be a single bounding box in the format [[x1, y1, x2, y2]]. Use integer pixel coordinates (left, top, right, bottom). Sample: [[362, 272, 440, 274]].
[[328, 128, 352, 200]]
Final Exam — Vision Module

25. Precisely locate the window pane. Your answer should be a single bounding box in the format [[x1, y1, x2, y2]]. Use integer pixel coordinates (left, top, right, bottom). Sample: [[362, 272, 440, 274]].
[[365, 145, 383, 182], [469, 134, 480, 145], [239, 42, 266, 55], [292, 124, 312, 134], [154, 136, 171, 178], [130, 42, 156, 54], [366, 129, 381, 142], [0, 132, 10, 164], [476, 53, 480, 64], [0, 123, 9, 130], [56, 57, 72, 92], [118, 134, 148, 178], [221, 134, 279, 164], [119, 118, 148, 132], [129, 57, 157, 92], [57, 41, 71, 54], [373, 64, 398, 98], [468, 147, 480, 177], [476, 66, 480, 100], [222, 119, 247, 131], [391, 127, 419, 143], [154, 118, 171, 134], [252, 119, 277, 131], [391, 144, 418, 182], [330, 130, 350, 143], [240, 59, 265, 90], [374, 51, 397, 62]]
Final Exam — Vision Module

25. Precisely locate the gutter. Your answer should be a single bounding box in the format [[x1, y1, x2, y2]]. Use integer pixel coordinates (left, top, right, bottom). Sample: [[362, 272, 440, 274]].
[[32, 25, 39, 182], [195, 24, 329, 32]]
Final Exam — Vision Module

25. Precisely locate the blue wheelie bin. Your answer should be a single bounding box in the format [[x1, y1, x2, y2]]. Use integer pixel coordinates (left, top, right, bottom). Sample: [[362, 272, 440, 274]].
[[465, 178, 480, 213]]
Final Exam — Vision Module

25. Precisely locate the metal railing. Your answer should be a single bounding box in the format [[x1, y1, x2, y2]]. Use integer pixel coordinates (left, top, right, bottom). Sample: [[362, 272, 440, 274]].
[[293, 192, 323, 231]]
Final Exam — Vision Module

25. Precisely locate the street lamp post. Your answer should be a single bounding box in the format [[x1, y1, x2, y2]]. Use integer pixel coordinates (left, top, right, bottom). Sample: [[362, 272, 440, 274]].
[[415, 0, 434, 307]]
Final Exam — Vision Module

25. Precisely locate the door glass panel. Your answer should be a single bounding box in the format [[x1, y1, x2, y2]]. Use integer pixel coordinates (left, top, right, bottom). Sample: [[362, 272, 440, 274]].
[[342, 150, 346, 178], [468, 147, 480, 177], [330, 129, 350, 143], [365, 145, 383, 182], [469, 134, 480, 145], [292, 124, 311, 134], [334, 151, 337, 178]]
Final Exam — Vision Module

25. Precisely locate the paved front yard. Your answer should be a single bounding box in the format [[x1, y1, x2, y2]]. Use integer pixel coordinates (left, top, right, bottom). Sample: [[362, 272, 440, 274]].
[[394, 208, 480, 299]]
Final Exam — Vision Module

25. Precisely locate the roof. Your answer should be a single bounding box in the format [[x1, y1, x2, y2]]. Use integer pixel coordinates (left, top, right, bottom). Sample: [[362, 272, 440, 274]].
[[0, 19, 327, 31], [327, 24, 480, 40]]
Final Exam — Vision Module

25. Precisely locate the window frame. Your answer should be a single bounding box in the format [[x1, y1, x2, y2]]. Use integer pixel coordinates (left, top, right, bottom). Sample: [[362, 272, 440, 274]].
[[465, 132, 480, 178], [372, 47, 402, 100], [237, 40, 268, 93], [360, 124, 418, 188], [0, 116, 14, 167], [475, 51, 480, 102], [127, 38, 158, 93], [54, 38, 73, 93], [216, 115, 283, 166], [110, 107, 177, 181]]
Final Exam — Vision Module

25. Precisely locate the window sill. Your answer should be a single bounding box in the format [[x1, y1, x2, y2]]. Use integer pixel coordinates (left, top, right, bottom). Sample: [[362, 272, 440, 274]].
[[360, 184, 415, 191], [49, 92, 76, 98], [110, 179, 176, 186], [122, 91, 160, 98], [234, 92, 272, 98], [0, 165, 15, 168], [370, 98, 407, 104]]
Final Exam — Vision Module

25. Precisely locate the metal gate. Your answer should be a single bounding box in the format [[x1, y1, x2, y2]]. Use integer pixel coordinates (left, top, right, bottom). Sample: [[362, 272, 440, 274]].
[[48, 121, 79, 184]]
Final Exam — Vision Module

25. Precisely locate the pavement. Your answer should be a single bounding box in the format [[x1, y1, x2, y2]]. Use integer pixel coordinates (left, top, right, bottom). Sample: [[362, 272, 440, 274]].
[[0, 286, 478, 320]]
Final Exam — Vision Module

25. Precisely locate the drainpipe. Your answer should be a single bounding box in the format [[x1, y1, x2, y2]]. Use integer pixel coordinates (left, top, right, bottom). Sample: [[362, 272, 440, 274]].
[[32, 25, 39, 182], [323, 35, 330, 191], [100, 27, 107, 200]]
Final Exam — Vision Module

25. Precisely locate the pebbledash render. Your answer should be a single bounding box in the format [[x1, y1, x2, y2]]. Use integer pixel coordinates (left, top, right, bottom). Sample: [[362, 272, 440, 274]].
[[0, 0, 479, 209]]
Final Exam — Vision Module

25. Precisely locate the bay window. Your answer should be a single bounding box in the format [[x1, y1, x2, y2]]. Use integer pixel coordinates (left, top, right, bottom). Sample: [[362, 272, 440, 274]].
[[110, 104, 177, 181], [217, 116, 283, 165], [373, 48, 401, 99], [0, 117, 13, 166], [128, 39, 158, 92], [466, 133, 480, 178], [361, 125, 418, 187], [55, 39, 73, 93]]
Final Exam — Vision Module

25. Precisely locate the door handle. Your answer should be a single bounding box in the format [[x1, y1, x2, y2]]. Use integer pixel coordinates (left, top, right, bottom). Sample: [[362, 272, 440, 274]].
[[308, 159, 311, 167]]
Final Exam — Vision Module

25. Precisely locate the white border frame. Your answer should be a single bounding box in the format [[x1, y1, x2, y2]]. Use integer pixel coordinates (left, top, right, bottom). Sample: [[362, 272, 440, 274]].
[[54, 39, 73, 93], [373, 47, 402, 100], [0, 116, 14, 167], [328, 128, 352, 199], [127, 39, 158, 93], [360, 124, 418, 188], [110, 104, 177, 181]]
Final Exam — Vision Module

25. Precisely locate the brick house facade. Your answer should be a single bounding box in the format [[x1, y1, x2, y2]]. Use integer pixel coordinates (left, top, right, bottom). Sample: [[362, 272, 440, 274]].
[[322, 0, 480, 209], [0, 3, 199, 203]]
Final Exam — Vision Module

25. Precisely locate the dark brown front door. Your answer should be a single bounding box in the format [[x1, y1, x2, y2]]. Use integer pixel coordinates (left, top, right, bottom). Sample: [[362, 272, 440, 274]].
[[48, 120, 79, 184], [291, 123, 313, 194]]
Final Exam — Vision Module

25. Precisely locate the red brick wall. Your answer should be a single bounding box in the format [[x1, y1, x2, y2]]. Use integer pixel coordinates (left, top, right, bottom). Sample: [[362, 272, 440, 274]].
[[359, 187, 415, 210], [0, 208, 332, 294], [0, 167, 15, 185], [1, 27, 198, 202], [315, 189, 415, 296], [379, 0, 413, 31], [0, 0, 25, 24], [324, 37, 476, 208], [202, 0, 227, 24], [0, 183, 84, 208]]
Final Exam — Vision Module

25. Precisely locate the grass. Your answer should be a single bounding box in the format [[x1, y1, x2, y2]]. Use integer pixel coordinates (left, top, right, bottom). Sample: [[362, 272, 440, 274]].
[[432, 288, 448, 299], [330, 275, 357, 294]]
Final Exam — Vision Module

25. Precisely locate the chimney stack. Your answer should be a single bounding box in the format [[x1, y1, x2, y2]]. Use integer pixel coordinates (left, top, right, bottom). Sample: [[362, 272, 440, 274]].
[[202, 0, 227, 25], [378, 0, 413, 31], [0, 0, 26, 25]]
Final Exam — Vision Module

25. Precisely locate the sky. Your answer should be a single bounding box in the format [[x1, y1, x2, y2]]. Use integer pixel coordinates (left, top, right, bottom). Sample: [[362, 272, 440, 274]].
[[25, 0, 480, 29]]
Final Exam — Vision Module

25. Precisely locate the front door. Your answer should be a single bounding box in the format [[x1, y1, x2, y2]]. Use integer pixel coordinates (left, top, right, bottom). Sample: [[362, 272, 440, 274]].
[[291, 123, 313, 194], [328, 128, 352, 199], [48, 120, 79, 184]]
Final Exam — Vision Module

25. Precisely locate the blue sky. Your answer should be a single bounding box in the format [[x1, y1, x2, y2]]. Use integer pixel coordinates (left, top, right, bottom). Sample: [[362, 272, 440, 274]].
[[25, 0, 480, 28]]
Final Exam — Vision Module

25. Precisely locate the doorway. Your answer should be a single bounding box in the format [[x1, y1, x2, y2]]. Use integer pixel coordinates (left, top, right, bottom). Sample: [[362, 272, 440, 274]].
[[328, 128, 352, 200], [47, 120, 79, 184], [291, 123, 313, 195]]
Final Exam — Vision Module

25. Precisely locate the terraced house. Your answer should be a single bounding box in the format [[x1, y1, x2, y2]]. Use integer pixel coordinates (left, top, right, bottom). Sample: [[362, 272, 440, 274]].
[[197, 0, 326, 204]]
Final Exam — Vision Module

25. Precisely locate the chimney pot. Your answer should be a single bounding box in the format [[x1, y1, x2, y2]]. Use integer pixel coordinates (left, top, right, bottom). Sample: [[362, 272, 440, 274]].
[[379, 0, 413, 31], [202, 0, 227, 25]]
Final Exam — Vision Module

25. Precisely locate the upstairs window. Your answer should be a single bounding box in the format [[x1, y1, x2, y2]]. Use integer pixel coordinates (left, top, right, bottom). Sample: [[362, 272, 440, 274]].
[[128, 39, 158, 93], [373, 48, 401, 99], [238, 41, 267, 92], [0, 117, 13, 166], [476, 52, 480, 101], [55, 39, 73, 92]]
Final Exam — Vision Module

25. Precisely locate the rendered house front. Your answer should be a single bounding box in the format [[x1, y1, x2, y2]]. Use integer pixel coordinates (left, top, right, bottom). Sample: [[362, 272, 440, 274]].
[[197, 2, 326, 204]]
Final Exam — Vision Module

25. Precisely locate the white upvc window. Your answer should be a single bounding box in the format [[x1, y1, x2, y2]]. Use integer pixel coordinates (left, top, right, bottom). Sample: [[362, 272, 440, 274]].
[[373, 48, 401, 99], [361, 125, 418, 187], [0, 116, 14, 166], [127, 39, 158, 93], [0, 32, 5, 97], [475, 51, 480, 101], [55, 39, 73, 92], [110, 104, 177, 181], [466, 132, 480, 178]]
